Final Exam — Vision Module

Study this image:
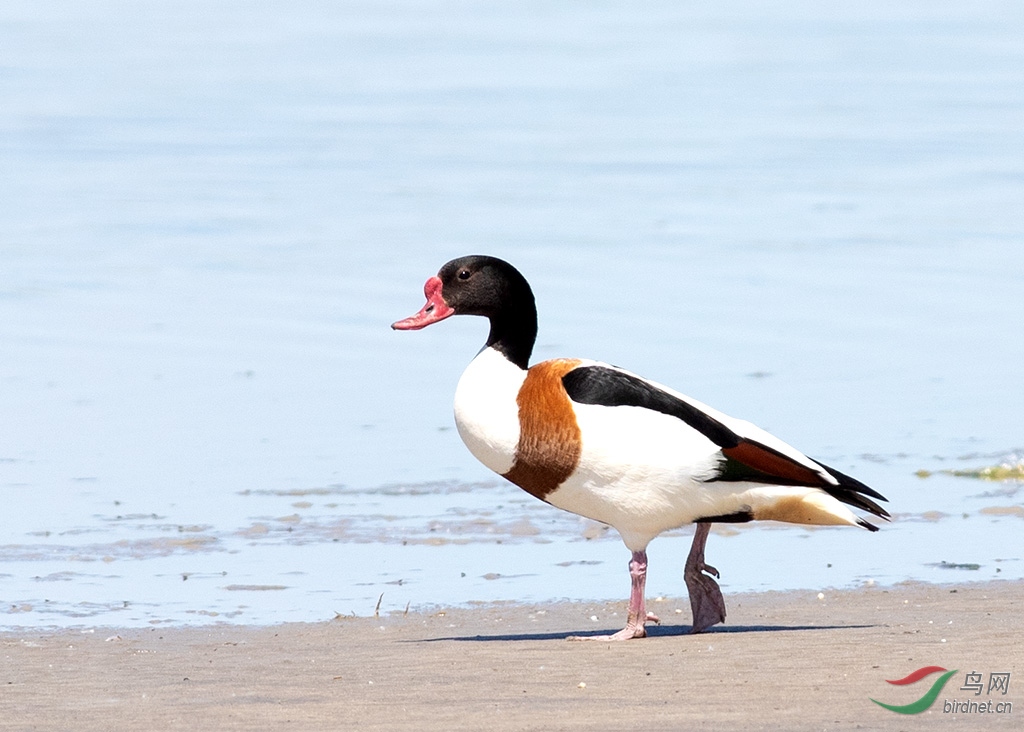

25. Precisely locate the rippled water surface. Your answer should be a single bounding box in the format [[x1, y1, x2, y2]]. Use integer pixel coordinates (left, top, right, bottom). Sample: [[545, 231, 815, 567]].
[[2, 1, 1023, 628]]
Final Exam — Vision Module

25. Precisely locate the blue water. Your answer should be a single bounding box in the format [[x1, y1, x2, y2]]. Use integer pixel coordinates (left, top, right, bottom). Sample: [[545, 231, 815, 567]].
[[1, 1, 1022, 628]]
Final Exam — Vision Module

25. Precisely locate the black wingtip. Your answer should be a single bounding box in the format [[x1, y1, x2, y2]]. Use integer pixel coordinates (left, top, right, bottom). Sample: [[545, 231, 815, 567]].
[[813, 460, 891, 521], [822, 462, 889, 503], [857, 518, 881, 532]]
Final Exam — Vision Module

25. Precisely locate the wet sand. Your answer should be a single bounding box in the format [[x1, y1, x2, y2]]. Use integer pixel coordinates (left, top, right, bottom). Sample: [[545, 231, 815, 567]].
[[4, 580, 1021, 730]]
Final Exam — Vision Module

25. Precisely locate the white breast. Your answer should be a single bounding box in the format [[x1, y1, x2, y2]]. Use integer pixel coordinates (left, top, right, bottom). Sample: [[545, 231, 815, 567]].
[[453, 346, 526, 475]]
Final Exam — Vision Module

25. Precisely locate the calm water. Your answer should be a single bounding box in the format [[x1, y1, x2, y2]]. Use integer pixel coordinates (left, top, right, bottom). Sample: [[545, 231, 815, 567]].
[[2, 1, 1023, 628]]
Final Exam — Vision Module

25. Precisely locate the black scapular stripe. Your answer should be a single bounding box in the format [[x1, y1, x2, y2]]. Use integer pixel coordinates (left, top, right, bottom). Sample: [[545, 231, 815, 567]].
[[561, 366, 740, 448]]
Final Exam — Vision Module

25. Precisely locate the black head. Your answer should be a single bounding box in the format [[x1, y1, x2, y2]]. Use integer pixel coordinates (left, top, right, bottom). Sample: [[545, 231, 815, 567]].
[[435, 255, 533, 318], [392, 255, 538, 368]]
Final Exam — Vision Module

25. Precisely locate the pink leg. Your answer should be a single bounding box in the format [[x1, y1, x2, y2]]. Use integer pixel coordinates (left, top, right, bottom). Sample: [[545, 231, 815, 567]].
[[685, 522, 726, 633], [569, 550, 660, 641]]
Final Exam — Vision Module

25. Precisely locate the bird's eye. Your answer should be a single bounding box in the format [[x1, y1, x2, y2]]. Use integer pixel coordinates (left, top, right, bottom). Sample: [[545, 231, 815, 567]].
[[458, 269, 471, 280]]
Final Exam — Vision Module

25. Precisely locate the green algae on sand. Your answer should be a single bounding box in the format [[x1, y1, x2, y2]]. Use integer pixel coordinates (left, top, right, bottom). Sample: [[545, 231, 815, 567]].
[[916, 459, 1024, 481]]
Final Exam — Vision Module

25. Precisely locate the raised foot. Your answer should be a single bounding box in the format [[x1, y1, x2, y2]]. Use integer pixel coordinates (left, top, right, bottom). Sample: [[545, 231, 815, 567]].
[[685, 523, 726, 634], [685, 563, 726, 634]]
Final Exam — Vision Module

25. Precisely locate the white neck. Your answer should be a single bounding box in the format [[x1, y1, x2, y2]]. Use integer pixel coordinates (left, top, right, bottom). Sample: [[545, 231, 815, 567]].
[[452, 346, 526, 475]]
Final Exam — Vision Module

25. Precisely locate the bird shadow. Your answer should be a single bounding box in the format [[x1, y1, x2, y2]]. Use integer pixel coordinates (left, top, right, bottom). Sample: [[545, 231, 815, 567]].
[[411, 622, 877, 643]]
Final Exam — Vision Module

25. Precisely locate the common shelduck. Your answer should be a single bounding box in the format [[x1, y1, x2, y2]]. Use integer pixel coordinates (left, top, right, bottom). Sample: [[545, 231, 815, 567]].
[[392, 255, 889, 640]]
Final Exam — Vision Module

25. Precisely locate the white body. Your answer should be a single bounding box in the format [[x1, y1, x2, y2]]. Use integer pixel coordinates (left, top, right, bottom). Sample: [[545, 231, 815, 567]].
[[454, 346, 862, 551]]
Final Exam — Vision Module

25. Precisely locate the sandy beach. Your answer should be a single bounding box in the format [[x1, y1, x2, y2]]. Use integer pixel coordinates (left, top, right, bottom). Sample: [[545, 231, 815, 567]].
[[4, 580, 1020, 731]]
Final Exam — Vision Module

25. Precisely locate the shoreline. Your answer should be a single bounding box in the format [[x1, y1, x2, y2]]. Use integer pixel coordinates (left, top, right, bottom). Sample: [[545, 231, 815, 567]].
[[4, 579, 1021, 730]]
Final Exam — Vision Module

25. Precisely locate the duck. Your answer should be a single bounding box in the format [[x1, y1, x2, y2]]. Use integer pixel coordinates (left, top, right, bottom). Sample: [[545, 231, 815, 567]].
[[392, 255, 889, 640]]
